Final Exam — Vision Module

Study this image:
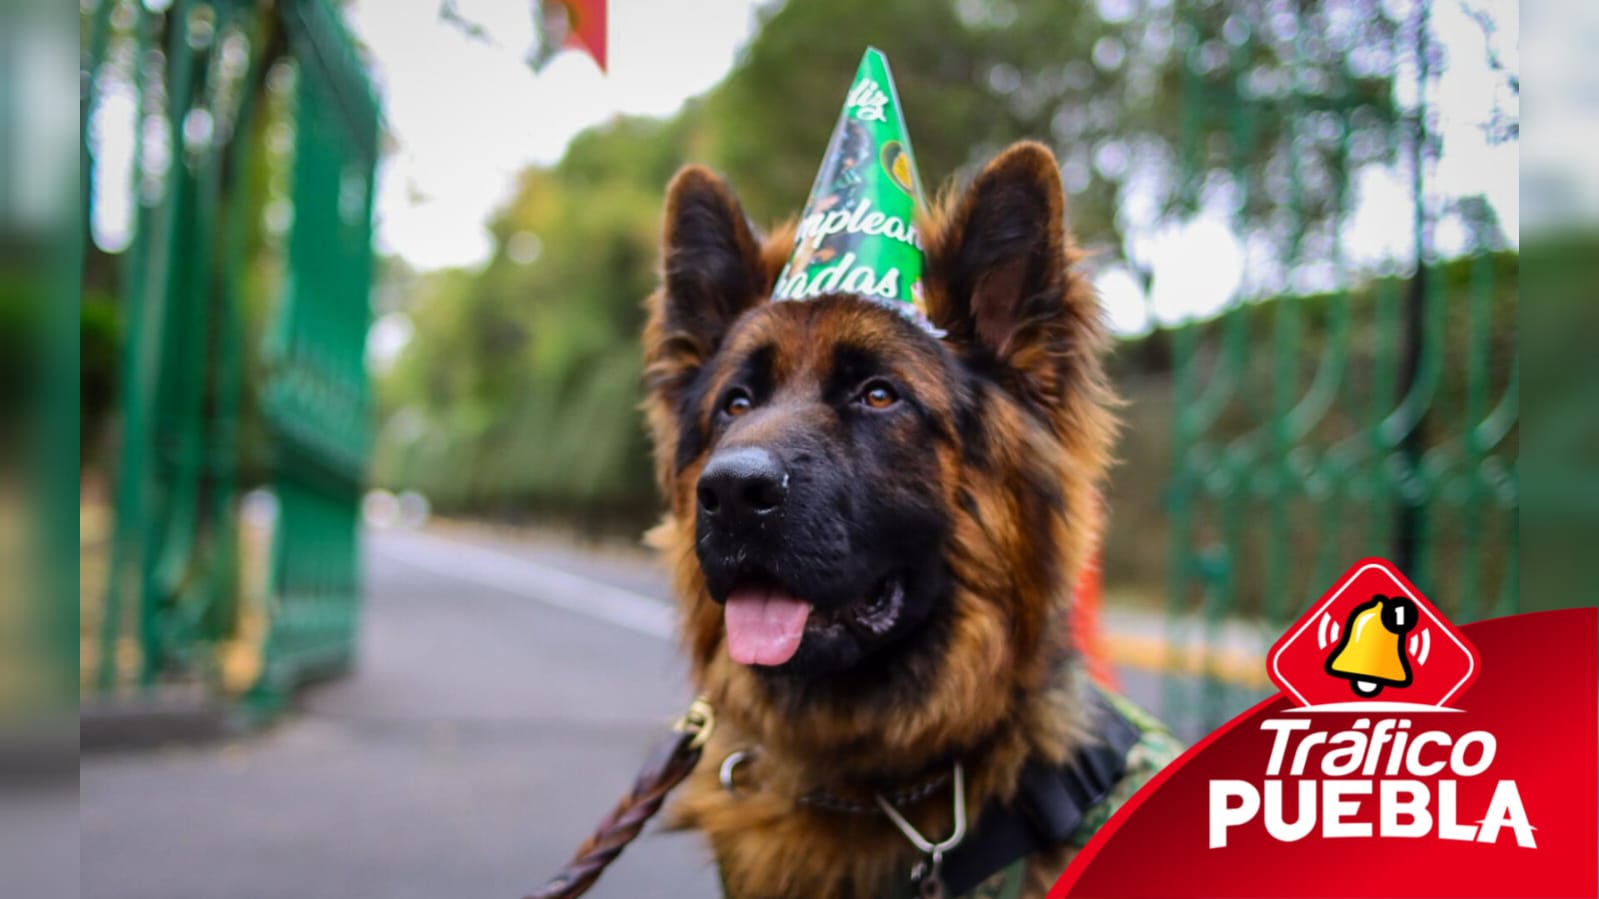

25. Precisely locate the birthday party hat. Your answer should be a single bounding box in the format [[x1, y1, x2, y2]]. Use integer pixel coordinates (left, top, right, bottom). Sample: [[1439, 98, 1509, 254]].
[[770, 47, 937, 334]]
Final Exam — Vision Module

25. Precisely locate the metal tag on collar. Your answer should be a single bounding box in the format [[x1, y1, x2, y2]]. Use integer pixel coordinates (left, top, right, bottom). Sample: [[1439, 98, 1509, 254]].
[[910, 851, 946, 899], [875, 762, 965, 899]]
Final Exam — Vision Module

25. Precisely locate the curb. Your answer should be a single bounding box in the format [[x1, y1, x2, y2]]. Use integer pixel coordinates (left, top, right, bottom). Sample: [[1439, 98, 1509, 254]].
[[80, 695, 238, 753]]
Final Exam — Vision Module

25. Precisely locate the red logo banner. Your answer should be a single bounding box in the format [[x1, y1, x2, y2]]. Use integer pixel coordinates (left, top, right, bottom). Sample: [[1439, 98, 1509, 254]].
[[1050, 565, 1597, 899]]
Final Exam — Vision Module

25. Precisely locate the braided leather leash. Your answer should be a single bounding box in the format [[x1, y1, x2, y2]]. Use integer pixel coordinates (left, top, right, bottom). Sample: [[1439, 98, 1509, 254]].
[[524, 697, 715, 899]]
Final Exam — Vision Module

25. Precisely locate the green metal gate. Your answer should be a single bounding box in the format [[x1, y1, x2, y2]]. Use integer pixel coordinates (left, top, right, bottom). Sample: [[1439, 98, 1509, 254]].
[[84, 0, 378, 709], [1159, 2, 1518, 730]]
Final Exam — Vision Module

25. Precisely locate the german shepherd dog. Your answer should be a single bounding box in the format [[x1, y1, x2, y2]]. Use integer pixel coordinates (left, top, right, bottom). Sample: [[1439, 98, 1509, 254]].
[[642, 141, 1156, 899]]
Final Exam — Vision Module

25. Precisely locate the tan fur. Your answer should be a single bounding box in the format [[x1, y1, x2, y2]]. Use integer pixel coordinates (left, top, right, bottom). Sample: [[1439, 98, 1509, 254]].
[[642, 143, 1118, 899]]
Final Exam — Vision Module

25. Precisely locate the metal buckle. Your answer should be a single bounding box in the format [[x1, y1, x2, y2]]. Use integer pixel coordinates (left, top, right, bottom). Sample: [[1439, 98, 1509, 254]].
[[673, 695, 716, 751]]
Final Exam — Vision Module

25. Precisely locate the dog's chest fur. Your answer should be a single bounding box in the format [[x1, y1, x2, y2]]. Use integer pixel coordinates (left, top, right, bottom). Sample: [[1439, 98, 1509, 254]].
[[667, 670, 1110, 899]]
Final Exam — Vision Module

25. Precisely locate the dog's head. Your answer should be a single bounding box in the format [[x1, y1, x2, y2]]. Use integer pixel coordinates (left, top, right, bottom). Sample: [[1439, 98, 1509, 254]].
[[643, 142, 1115, 763]]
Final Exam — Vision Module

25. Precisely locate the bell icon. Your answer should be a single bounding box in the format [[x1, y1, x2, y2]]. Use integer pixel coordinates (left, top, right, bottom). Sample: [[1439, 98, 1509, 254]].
[[1325, 595, 1418, 697]]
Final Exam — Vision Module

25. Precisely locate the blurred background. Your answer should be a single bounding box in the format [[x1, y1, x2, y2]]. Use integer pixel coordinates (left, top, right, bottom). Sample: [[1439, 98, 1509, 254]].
[[72, 0, 1532, 897]]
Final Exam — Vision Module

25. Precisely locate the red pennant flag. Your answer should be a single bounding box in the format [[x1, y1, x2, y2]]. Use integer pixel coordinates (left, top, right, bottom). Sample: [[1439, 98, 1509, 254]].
[[533, 0, 607, 72], [563, 0, 606, 72]]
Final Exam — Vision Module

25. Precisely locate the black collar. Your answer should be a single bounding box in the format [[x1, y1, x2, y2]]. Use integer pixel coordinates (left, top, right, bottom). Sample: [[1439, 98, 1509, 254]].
[[937, 687, 1141, 897]]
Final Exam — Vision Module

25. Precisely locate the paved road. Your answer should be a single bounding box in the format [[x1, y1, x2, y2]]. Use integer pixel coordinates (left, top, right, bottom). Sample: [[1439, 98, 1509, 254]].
[[81, 527, 1267, 899], [82, 528, 718, 899]]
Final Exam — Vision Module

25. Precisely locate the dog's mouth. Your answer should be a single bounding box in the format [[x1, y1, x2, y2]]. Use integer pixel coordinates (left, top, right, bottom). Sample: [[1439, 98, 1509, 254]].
[[723, 574, 905, 667]]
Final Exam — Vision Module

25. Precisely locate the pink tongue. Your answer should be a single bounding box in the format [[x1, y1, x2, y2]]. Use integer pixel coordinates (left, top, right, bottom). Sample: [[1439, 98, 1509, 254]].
[[724, 590, 812, 666]]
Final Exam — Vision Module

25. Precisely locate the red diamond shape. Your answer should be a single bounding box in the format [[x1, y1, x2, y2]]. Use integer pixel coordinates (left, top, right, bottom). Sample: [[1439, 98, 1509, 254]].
[[1268, 558, 1480, 709]]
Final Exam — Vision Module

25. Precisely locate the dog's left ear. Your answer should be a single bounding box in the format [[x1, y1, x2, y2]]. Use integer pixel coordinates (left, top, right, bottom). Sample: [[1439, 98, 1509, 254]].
[[925, 141, 1099, 410]]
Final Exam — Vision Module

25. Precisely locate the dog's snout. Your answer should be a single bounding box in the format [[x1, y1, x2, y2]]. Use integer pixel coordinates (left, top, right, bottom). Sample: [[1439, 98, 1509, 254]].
[[697, 447, 788, 526]]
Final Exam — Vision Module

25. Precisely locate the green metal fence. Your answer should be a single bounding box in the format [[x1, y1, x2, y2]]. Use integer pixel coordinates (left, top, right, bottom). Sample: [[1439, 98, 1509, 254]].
[[84, 0, 378, 709], [1159, 2, 1518, 731]]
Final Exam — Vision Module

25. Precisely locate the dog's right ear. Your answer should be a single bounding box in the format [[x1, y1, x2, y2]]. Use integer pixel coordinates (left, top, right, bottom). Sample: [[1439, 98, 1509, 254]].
[[653, 166, 767, 367], [644, 167, 769, 491]]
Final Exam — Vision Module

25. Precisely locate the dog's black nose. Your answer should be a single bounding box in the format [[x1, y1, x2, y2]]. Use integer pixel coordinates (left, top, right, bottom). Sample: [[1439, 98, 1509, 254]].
[[697, 447, 787, 527]]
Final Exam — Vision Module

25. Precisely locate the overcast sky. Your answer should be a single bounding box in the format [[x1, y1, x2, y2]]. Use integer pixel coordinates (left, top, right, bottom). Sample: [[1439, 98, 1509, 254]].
[[344, 0, 768, 271]]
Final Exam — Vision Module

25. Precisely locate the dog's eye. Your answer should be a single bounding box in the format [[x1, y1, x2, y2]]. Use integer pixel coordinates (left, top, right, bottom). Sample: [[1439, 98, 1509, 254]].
[[723, 389, 753, 417], [859, 382, 899, 410]]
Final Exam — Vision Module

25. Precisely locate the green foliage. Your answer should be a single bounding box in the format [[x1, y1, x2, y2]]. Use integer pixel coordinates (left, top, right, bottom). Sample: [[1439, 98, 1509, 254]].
[[709, 0, 1404, 268], [80, 288, 121, 463], [377, 114, 693, 526]]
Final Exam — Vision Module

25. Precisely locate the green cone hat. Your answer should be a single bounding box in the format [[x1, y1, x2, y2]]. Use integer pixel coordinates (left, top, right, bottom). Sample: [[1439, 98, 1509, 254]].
[[771, 47, 938, 335]]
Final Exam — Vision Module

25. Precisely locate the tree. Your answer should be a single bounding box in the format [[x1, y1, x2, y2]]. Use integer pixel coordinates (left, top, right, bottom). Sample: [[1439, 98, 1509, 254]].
[[705, 0, 1406, 291]]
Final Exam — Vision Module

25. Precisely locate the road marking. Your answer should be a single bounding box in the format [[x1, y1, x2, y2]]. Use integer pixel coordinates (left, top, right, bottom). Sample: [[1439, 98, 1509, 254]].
[[370, 529, 676, 640]]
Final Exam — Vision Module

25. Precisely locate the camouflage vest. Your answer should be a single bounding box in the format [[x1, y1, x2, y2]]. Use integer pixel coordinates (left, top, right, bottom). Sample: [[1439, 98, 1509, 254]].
[[882, 691, 1183, 899]]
